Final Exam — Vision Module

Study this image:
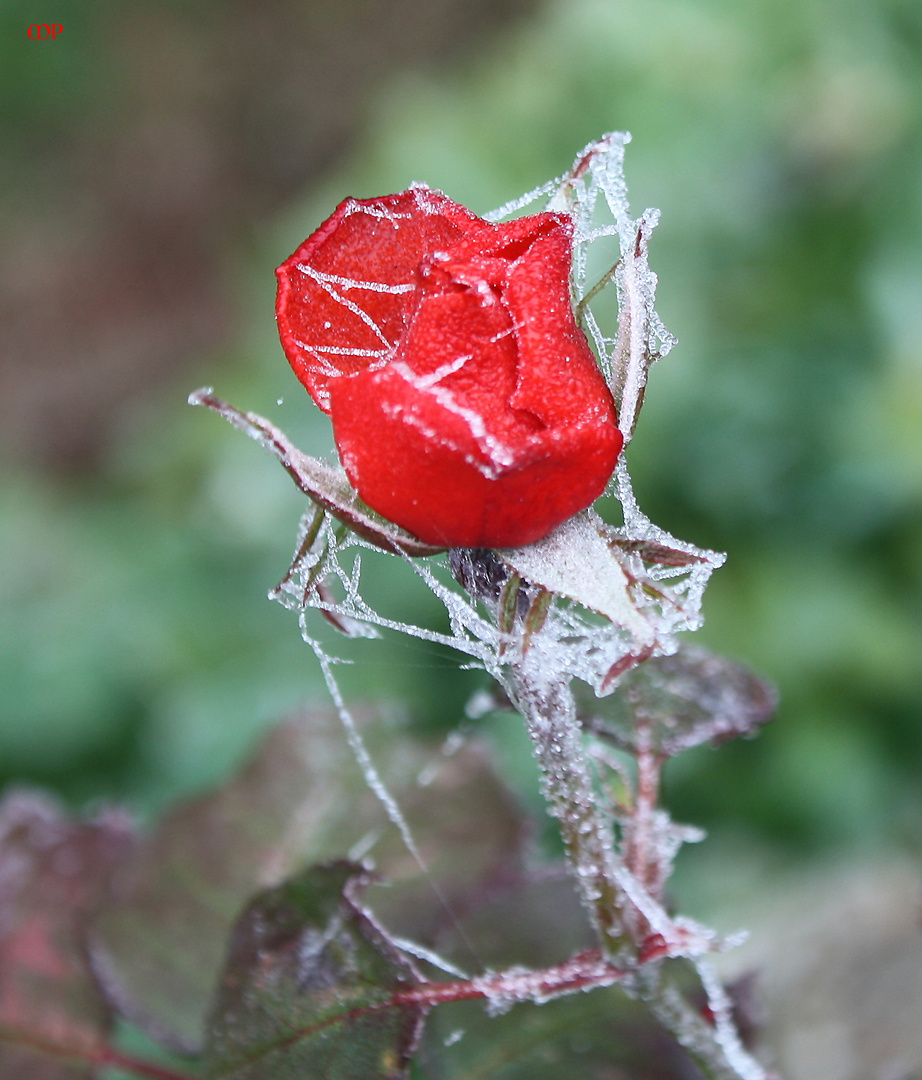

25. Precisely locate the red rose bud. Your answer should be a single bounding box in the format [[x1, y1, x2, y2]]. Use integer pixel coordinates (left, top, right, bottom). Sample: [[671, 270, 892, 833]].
[[275, 185, 623, 548]]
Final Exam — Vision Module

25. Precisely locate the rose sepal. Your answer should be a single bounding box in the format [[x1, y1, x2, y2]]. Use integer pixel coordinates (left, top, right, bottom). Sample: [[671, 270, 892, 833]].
[[188, 388, 444, 558]]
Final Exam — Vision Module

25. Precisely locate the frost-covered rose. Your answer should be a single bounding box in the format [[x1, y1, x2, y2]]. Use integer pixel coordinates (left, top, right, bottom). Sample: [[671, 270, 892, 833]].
[[275, 185, 622, 548]]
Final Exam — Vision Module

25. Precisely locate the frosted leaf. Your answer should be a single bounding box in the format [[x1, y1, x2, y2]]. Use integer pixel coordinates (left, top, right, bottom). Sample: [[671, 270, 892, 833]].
[[579, 644, 777, 758], [499, 512, 656, 643]]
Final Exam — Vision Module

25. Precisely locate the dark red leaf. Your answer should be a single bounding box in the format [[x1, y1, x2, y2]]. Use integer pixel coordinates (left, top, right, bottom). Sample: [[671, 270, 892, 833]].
[[0, 790, 134, 1079], [204, 862, 426, 1080], [579, 644, 777, 757], [89, 713, 527, 1054]]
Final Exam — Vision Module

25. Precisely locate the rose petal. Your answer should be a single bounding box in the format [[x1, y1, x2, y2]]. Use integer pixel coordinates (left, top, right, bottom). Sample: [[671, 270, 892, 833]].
[[276, 188, 480, 410], [277, 185, 624, 548], [329, 364, 621, 548]]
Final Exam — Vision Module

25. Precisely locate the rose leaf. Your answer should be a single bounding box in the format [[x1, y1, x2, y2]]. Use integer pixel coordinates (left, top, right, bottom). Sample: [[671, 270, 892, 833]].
[[578, 644, 777, 757], [0, 790, 134, 1079], [203, 861, 426, 1080], [90, 712, 527, 1054]]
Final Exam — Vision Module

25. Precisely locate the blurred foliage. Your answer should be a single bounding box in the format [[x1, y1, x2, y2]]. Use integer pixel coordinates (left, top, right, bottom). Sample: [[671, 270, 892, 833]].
[[2, 0, 922, 871]]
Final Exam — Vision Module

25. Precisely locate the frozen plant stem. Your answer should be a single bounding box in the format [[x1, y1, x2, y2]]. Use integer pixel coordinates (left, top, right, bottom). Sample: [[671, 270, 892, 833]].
[[511, 665, 772, 1080], [512, 662, 630, 957], [643, 974, 773, 1080], [625, 716, 664, 927], [192, 132, 775, 1079]]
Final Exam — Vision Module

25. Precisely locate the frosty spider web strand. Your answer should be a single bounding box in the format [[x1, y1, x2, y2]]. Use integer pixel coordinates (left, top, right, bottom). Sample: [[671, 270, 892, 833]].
[[273, 527, 714, 966], [295, 265, 396, 349], [302, 631, 422, 865], [302, 625, 486, 971], [609, 459, 725, 627], [296, 268, 416, 295], [525, 132, 678, 441], [273, 515, 500, 662], [388, 937, 471, 981], [482, 176, 567, 223]]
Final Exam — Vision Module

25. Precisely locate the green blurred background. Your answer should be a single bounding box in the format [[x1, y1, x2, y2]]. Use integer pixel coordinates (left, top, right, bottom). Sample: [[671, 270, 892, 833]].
[[3, 0, 922, 865]]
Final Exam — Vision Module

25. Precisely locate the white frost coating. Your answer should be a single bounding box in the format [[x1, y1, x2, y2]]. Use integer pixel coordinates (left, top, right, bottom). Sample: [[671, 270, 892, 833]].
[[471, 954, 624, 1017], [612, 459, 725, 629], [341, 200, 414, 225], [483, 178, 563, 222], [296, 264, 396, 347], [499, 511, 655, 644], [497, 132, 678, 447], [296, 267, 415, 295], [273, 513, 498, 664], [381, 361, 520, 476], [695, 958, 771, 1080], [295, 344, 389, 359], [389, 936, 470, 980], [307, 630, 423, 863], [411, 352, 474, 389]]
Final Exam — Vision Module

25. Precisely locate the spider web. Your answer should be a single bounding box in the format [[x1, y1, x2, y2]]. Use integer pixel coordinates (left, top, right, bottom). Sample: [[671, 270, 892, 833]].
[[273, 133, 724, 701]]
